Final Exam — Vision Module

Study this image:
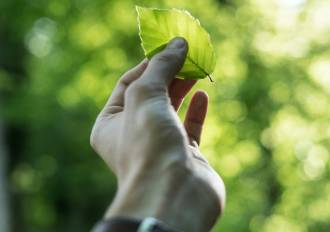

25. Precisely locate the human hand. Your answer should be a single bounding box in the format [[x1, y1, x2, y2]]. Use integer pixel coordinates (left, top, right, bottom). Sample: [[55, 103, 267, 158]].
[[90, 38, 225, 232]]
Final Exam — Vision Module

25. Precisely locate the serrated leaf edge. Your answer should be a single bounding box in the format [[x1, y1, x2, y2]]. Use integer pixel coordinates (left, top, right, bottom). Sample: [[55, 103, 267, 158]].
[[136, 6, 216, 79]]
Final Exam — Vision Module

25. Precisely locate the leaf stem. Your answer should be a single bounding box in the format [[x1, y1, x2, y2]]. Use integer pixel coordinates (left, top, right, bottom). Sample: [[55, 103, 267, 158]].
[[207, 75, 214, 82]]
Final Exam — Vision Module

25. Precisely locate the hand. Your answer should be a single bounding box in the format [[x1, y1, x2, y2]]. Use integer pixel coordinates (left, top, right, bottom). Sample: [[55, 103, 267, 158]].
[[90, 38, 225, 232]]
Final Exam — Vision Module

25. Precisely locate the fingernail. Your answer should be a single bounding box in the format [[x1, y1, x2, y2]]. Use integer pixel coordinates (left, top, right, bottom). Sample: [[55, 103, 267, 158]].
[[168, 37, 187, 49]]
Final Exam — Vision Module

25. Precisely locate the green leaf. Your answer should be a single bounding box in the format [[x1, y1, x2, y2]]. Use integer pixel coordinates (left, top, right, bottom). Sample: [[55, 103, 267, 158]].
[[136, 6, 216, 80]]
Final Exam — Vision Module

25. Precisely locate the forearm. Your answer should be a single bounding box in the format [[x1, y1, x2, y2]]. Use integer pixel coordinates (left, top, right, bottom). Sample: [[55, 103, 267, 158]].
[[105, 161, 221, 232]]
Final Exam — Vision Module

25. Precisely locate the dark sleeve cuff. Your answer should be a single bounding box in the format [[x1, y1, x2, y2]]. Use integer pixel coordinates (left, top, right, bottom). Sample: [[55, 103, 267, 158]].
[[91, 217, 180, 232]]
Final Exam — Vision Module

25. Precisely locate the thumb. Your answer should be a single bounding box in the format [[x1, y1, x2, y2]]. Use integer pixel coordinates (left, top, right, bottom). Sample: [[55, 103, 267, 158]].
[[139, 37, 188, 86]]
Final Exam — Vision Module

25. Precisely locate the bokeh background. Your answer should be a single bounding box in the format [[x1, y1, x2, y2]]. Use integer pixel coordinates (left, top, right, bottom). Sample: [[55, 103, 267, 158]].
[[1, 0, 330, 231]]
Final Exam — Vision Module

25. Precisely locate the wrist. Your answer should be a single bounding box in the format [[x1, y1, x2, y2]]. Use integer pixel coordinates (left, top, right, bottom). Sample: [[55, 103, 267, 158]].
[[105, 160, 221, 232]]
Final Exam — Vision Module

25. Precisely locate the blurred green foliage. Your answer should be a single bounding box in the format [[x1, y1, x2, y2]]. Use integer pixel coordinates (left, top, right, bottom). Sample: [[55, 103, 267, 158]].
[[1, 0, 330, 231]]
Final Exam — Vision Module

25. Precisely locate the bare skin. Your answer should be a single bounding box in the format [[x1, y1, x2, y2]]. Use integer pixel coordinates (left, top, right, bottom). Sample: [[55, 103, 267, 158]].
[[90, 38, 225, 232]]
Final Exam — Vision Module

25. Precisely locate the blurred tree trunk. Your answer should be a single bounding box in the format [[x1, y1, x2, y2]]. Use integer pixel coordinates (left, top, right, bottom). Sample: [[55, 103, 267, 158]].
[[0, 116, 10, 232]]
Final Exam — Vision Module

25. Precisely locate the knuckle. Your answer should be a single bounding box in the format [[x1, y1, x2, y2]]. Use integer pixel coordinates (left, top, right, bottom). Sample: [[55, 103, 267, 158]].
[[125, 82, 147, 100], [128, 81, 152, 94], [118, 76, 130, 87], [126, 80, 165, 100]]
